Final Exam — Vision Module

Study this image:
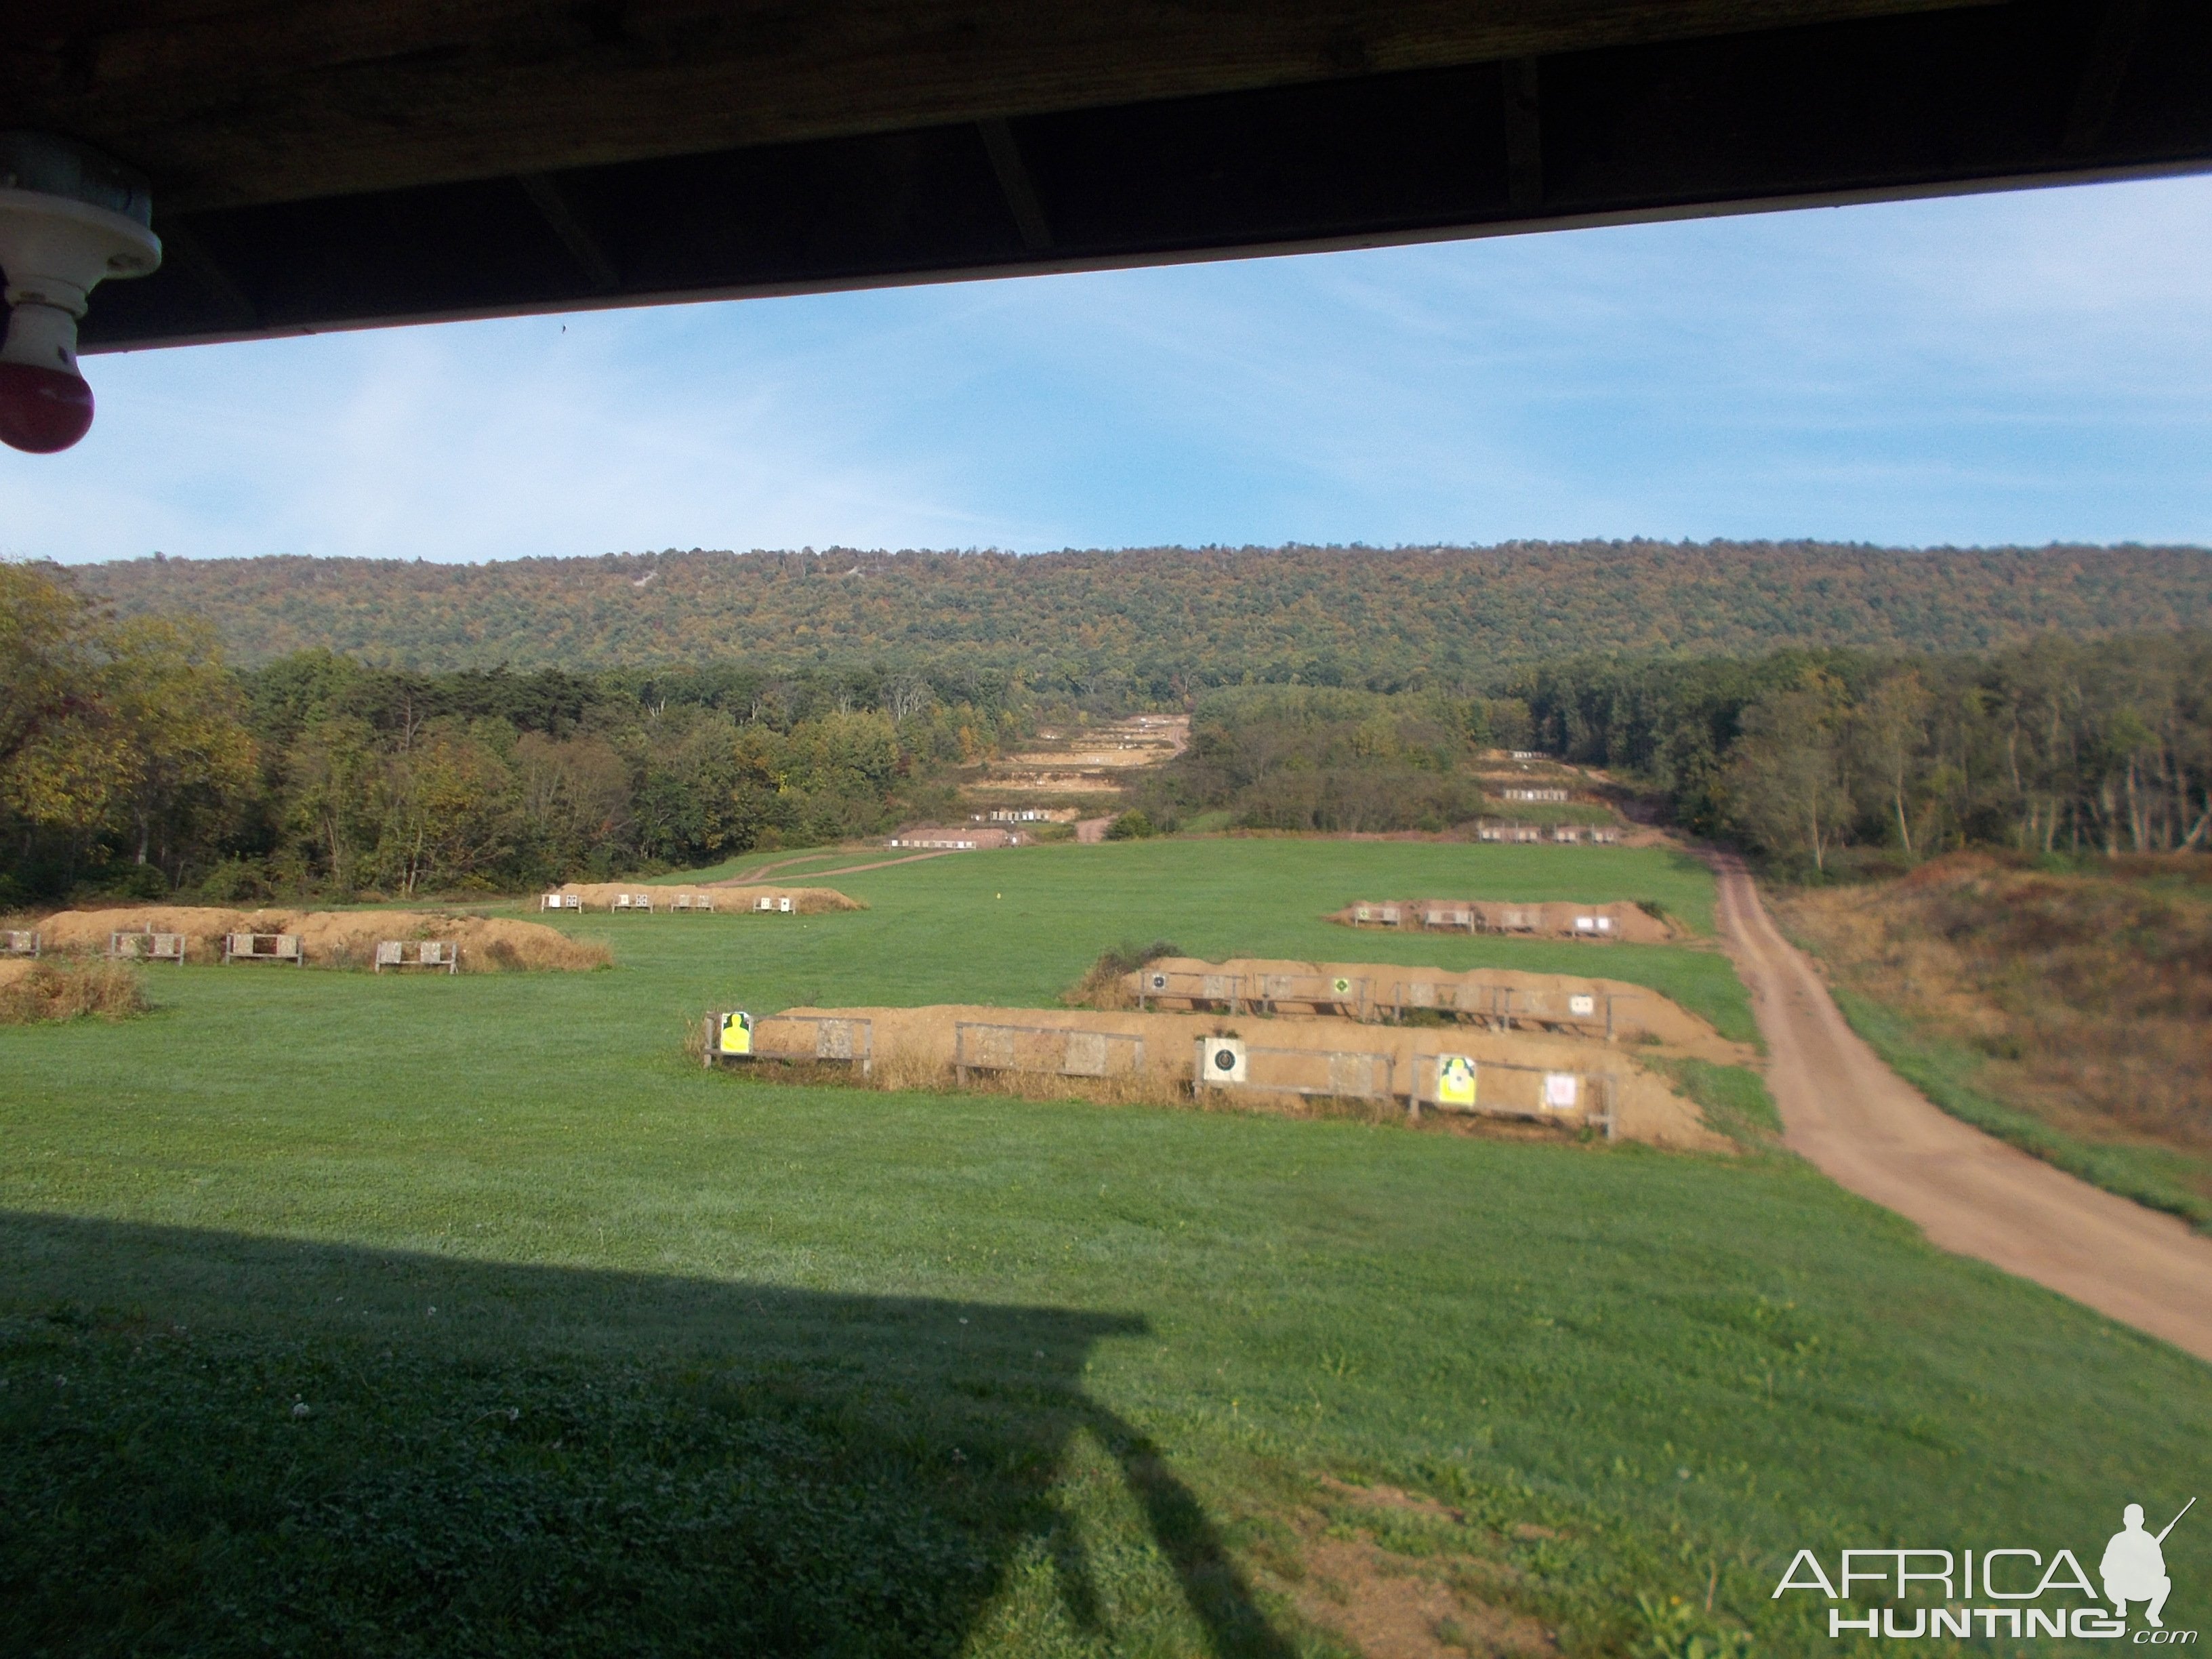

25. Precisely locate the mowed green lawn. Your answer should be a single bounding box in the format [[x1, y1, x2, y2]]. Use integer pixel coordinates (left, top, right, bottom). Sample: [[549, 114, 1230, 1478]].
[[701, 838, 1753, 1043], [2, 840, 2205, 1657]]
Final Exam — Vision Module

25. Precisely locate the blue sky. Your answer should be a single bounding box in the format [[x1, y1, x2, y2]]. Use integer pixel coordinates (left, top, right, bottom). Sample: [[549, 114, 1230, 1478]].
[[6, 172, 2210, 563]]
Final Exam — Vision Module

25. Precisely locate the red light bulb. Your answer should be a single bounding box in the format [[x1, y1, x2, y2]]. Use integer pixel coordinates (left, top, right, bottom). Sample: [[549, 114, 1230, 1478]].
[[0, 358, 95, 453]]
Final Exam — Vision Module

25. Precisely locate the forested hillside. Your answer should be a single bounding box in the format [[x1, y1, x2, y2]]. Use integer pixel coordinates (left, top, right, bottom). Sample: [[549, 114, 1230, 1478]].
[[0, 565, 1023, 905], [16, 545, 2211, 904], [1129, 686, 1506, 834], [1517, 632, 2212, 869], [72, 541, 2212, 685]]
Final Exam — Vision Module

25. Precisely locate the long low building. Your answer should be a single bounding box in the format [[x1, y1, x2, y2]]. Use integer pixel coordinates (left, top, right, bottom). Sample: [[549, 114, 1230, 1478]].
[[886, 827, 1021, 851]]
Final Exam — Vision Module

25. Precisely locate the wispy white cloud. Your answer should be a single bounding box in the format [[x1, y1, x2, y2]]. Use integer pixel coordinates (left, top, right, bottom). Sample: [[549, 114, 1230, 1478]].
[[5, 173, 2209, 563]]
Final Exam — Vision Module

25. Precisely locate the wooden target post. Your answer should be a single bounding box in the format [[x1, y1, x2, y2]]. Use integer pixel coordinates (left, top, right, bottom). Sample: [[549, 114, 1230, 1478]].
[[375, 939, 458, 974], [708, 1012, 874, 1078], [110, 931, 185, 965], [223, 933, 304, 966], [954, 1021, 1145, 1087], [1408, 1054, 1617, 1139]]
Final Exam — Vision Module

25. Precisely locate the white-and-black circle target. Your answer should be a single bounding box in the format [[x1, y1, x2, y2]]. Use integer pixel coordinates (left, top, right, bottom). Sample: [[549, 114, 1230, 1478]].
[[1211, 1046, 1238, 1072], [1149, 972, 1168, 991]]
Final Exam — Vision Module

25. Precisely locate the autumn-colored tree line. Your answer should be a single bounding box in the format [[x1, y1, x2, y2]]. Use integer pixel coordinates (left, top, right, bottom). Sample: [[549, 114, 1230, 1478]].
[[1112, 636, 2212, 858], [1127, 686, 1509, 833], [1513, 634, 2212, 872], [9, 555, 2207, 900], [75, 540, 2212, 687], [0, 565, 1026, 905]]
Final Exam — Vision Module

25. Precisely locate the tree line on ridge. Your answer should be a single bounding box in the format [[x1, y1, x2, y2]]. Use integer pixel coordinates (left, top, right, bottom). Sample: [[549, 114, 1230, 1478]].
[[73, 541, 2212, 687], [5, 558, 2207, 905]]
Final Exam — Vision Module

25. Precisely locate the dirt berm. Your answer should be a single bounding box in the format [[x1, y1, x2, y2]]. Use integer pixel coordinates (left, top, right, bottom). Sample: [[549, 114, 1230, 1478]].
[[558, 882, 861, 914], [1331, 899, 1678, 943], [738, 1002, 1727, 1151], [31, 907, 608, 971], [1115, 956, 1744, 1063]]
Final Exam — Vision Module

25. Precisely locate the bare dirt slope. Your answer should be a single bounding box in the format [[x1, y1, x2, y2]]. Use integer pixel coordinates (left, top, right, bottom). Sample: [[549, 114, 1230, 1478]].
[[1713, 855, 2212, 1364], [977, 714, 1189, 795]]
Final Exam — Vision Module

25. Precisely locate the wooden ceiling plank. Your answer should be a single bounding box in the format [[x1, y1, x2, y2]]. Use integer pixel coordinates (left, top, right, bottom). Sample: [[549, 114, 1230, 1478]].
[[14, 1, 2002, 210], [976, 118, 1053, 251]]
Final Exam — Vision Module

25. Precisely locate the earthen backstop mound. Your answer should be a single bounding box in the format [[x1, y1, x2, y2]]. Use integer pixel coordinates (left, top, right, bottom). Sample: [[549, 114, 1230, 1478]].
[[714, 1002, 1726, 1151], [1330, 899, 1678, 943], [557, 882, 863, 914], [1109, 956, 1742, 1061], [33, 907, 609, 971]]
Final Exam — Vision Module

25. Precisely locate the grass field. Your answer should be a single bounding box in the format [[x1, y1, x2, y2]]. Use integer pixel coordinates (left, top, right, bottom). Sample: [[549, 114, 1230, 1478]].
[[701, 840, 1754, 1045], [3, 839, 2207, 1656]]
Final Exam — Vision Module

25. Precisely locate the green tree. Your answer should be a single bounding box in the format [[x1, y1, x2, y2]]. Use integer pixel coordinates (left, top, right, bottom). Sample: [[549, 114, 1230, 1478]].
[[370, 726, 520, 895], [0, 562, 92, 780], [1851, 670, 1931, 857], [515, 731, 633, 872], [1725, 681, 1853, 872], [100, 617, 258, 873], [284, 717, 383, 891], [0, 571, 254, 888]]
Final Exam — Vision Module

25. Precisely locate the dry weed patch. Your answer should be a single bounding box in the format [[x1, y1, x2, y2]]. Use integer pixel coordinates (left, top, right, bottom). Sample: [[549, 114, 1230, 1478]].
[[1062, 939, 1183, 1009], [1776, 852, 2212, 1217], [1780, 854, 2211, 1147], [0, 960, 148, 1024]]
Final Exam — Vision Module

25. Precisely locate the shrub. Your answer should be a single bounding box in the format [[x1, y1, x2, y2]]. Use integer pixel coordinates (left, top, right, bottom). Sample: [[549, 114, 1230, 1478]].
[[1063, 939, 1183, 1008], [79, 865, 169, 903], [194, 858, 270, 904], [0, 962, 149, 1025], [1103, 811, 1155, 840]]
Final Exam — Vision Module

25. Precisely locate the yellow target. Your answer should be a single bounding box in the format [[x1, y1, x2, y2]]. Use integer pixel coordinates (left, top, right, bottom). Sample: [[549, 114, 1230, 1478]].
[[718, 1011, 754, 1056], [1436, 1054, 1476, 1108]]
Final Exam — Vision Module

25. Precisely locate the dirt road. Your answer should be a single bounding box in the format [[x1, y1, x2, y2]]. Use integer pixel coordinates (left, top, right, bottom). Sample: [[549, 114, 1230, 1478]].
[[1713, 855, 2212, 1363]]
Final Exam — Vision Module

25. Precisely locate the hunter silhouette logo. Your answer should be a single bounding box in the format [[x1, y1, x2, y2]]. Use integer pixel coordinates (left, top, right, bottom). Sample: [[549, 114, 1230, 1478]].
[[2106, 1499, 2191, 1629]]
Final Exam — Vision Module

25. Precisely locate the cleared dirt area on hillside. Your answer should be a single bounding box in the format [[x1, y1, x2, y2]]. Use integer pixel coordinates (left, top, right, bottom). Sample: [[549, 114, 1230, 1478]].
[[1773, 854, 2211, 1172], [973, 714, 1189, 795]]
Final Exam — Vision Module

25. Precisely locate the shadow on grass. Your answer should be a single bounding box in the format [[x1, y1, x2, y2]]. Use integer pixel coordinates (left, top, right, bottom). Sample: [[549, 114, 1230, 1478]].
[[0, 1211, 1292, 1657]]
